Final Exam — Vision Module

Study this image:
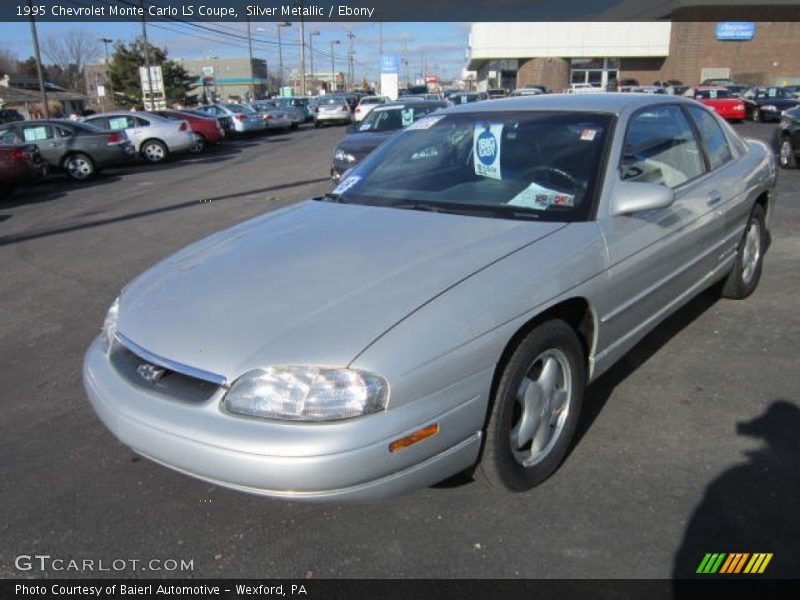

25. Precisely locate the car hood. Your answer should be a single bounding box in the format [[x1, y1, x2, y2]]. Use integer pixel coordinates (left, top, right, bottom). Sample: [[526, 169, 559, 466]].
[[118, 201, 565, 381], [336, 131, 395, 155]]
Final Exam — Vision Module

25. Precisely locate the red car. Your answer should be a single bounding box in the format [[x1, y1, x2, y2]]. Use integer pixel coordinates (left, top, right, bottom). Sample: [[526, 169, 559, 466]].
[[153, 110, 224, 152], [686, 86, 746, 122], [0, 144, 46, 197]]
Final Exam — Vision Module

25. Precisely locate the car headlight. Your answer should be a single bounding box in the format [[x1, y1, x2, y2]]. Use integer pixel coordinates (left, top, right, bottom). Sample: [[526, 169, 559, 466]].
[[334, 149, 357, 163], [100, 297, 120, 354], [224, 367, 388, 421], [761, 104, 777, 112]]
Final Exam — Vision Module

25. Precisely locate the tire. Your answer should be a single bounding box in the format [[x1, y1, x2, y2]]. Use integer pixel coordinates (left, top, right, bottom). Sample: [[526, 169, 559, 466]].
[[314, 121, 321, 128], [0, 183, 17, 196], [291, 122, 299, 130], [141, 139, 168, 163], [478, 319, 586, 491], [189, 133, 206, 154], [62, 153, 95, 181], [721, 204, 766, 300], [751, 108, 761, 123], [778, 134, 797, 169]]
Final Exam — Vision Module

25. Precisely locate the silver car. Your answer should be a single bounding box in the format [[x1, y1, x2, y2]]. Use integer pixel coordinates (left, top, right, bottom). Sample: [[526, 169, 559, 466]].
[[247, 101, 294, 131], [313, 96, 353, 127], [198, 103, 266, 134], [82, 112, 194, 163], [84, 94, 775, 501]]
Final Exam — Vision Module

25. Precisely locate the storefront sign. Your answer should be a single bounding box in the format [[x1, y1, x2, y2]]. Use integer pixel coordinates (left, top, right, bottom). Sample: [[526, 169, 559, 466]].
[[715, 22, 756, 41]]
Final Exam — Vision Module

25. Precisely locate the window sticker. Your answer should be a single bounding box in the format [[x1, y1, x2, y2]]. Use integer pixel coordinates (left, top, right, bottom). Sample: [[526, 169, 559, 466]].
[[401, 108, 414, 127], [108, 117, 130, 130], [579, 128, 597, 141], [473, 122, 504, 180], [332, 175, 362, 195], [507, 181, 575, 210], [406, 115, 445, 131], [23, 126, 49, 141]]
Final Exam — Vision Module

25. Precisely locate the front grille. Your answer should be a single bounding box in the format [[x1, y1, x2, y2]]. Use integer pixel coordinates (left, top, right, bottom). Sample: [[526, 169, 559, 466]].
[[110, 337, 223, 404]]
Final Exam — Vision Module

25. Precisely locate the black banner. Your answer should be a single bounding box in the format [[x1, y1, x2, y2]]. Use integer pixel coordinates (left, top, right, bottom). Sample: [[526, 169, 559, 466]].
[[3, 579, 800, 600], [4, 0, 800, 23]]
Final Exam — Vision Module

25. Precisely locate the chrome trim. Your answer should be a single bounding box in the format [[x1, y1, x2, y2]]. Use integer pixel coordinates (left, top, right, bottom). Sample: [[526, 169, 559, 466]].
[[115, 332, 228, 387]]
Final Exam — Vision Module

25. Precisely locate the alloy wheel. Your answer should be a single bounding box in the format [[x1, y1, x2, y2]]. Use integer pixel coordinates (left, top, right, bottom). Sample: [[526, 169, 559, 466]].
[[741, 221, 761, 284]]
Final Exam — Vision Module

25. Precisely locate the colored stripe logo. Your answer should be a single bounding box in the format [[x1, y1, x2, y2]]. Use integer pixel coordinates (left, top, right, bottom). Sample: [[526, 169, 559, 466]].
[[696, 553, 773, 574]]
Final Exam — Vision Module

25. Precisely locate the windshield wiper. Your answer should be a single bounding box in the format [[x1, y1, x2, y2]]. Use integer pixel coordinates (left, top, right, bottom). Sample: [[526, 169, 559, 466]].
[[391, 201, 541, 221], [322, 192, 347, 203]]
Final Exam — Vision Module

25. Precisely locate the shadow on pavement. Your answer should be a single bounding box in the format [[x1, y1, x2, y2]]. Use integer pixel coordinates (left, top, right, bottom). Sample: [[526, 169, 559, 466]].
[[672, 400, 800, 581], [0, 177, 332, 247]]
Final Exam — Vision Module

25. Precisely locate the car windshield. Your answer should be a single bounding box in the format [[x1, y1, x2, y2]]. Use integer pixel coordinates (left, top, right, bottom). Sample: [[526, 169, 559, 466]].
[[328, 111, 612, 222], [358, 105, 440, 132], [225, 104, 255, 114], [695, 89, 732, 99]]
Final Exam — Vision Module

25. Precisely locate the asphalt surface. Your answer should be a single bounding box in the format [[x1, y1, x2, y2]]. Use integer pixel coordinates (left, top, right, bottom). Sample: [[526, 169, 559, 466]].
[[1, 121, 798, 580]]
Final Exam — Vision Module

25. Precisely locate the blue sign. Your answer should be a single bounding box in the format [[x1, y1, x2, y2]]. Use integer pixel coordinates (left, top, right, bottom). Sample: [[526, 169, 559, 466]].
[[381, 54, 399, 75], [716, 22, 756, 41]]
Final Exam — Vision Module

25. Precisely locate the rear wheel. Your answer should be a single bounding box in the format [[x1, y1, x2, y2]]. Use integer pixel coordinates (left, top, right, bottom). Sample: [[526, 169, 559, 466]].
[[189, 133, 206, 154], [721, 204, 766, 299], [478, 320, 586, 491], [779, 134, 797, 169], [141, 139, 168, 163], [751, 108, 761, 123], [63, 153, 95, 181]]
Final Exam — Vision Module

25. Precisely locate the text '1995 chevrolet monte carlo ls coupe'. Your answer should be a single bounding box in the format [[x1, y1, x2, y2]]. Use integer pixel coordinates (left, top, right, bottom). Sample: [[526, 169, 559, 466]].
[[83, 94, 776, 501]]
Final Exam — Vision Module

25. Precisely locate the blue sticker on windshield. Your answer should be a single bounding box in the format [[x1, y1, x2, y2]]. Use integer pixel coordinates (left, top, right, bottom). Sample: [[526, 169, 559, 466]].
[[474, 123, 503, 180], [332, 175, 361, 195]]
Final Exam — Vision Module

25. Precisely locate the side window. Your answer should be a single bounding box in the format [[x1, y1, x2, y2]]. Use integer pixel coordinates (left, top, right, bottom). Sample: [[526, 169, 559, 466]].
[[621, 105, 705, 188], [686, 106, 733, 170], [0, 128, 19, 144], [84, 117, 108, 129], [56, 126, 74, 138], [22, 125, 55, 142], [134, 117, 151, 127]]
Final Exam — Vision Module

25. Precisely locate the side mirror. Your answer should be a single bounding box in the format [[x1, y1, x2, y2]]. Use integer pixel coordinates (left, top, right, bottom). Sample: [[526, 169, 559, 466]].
[[611, 181, 675, 215]]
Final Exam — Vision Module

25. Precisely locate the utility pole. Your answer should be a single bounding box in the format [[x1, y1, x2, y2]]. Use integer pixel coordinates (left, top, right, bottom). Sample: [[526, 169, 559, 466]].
[[346, 31, 355, 91], [298, 1, 306, 95], [140, 0, 154, 110], [246, 15, 255, 100], [309, 30, 319, 93], [277, 23, 290, 90], [330, 39, 340, 93], [27, 0, 49, 118], [100, 37, 114, 108]]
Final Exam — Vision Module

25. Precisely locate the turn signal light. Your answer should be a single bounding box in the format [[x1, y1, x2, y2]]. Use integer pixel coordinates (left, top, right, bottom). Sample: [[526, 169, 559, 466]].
[[389, 424, 439, 453]]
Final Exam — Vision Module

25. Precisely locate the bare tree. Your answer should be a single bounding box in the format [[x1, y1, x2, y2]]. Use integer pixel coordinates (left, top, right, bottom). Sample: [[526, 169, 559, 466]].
[[42, 29, 100, 92], [0, 45, 16, 77]]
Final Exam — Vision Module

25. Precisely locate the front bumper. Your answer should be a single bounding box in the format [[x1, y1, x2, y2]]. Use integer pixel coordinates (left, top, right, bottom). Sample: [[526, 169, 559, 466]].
[[83, 337, 482, 501]]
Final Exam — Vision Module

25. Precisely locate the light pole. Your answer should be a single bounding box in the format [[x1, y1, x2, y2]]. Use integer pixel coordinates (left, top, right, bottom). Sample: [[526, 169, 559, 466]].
[[139, 0, 154, 110], [100, 37, 114, 108], [330, 40, 340, 93], [346, 31, 355, 91], [276, 23, 290, 91], [297, 1, 305, 95], [27, 0, 49, 118], [308, 30, 320, 94], [246, 15, 255, 101]]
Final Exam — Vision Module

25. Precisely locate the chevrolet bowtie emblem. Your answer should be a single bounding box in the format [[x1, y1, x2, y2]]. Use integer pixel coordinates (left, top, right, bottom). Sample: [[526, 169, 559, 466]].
[[137, 363, 166, 384]]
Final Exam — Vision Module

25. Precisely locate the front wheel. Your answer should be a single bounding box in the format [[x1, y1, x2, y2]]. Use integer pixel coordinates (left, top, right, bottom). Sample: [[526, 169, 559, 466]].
[[721, 204, 766, 299], [478, 319, 586, 491], [141, 139, 168, 163], [63, 153, 95, 181], [779, 134, 797, 169]]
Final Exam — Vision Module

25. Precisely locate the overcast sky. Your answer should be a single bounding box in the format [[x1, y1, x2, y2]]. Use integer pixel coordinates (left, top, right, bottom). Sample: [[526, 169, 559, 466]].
[[0, 21, 472, 82]]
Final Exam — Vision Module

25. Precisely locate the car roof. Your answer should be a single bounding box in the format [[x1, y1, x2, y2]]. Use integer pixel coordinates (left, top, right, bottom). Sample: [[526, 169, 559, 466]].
[[443, 93, 695, 115], [376, 100, 447, 110]]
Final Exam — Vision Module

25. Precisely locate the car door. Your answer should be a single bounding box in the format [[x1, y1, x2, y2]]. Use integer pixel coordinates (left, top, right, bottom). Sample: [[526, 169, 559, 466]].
[[597, 103, 724, 360], [684, 104, 745, 262], [19, 123, 60, 166]]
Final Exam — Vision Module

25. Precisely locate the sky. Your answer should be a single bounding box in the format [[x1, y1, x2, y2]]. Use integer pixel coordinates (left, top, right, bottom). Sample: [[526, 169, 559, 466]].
[[0, 21, 472, 83]]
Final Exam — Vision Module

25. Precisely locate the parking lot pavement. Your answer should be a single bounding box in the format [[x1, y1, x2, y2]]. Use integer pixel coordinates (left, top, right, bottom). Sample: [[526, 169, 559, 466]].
[[0, 121, 798, 579]]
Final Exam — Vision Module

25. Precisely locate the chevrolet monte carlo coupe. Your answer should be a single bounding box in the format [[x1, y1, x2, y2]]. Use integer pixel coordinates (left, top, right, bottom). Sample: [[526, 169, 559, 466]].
[[84, 94, 776, 501]]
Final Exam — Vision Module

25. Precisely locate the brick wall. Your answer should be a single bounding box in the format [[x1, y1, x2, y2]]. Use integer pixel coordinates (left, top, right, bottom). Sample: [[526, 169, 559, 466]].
[[516, 57, 570, 92]]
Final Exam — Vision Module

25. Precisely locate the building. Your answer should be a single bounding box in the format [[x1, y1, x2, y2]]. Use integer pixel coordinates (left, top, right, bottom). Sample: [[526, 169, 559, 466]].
[[177, 57, 269, 102], [0, 75, 87, 117], [467, 10, 800, 92]]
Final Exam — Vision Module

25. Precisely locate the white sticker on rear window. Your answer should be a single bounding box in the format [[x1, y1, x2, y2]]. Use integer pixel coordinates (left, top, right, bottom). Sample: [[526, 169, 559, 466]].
[[473, 123, 503, 180], [332, 175, 361, 195], [507, 182, 575, 210], [23, 126, 48, 141], [401, 108, 414, 127], [108, 117, 130, 130], [406, 115, 444, 131], [579, 128, 597, 141]]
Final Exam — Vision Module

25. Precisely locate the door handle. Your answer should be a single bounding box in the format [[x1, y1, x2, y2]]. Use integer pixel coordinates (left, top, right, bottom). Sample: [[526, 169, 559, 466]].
[[707, 192, 722, 206]]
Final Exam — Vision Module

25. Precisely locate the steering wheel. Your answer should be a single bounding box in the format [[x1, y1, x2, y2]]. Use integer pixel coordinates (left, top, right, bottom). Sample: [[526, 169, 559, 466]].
[[527, 165, 581, 191]]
